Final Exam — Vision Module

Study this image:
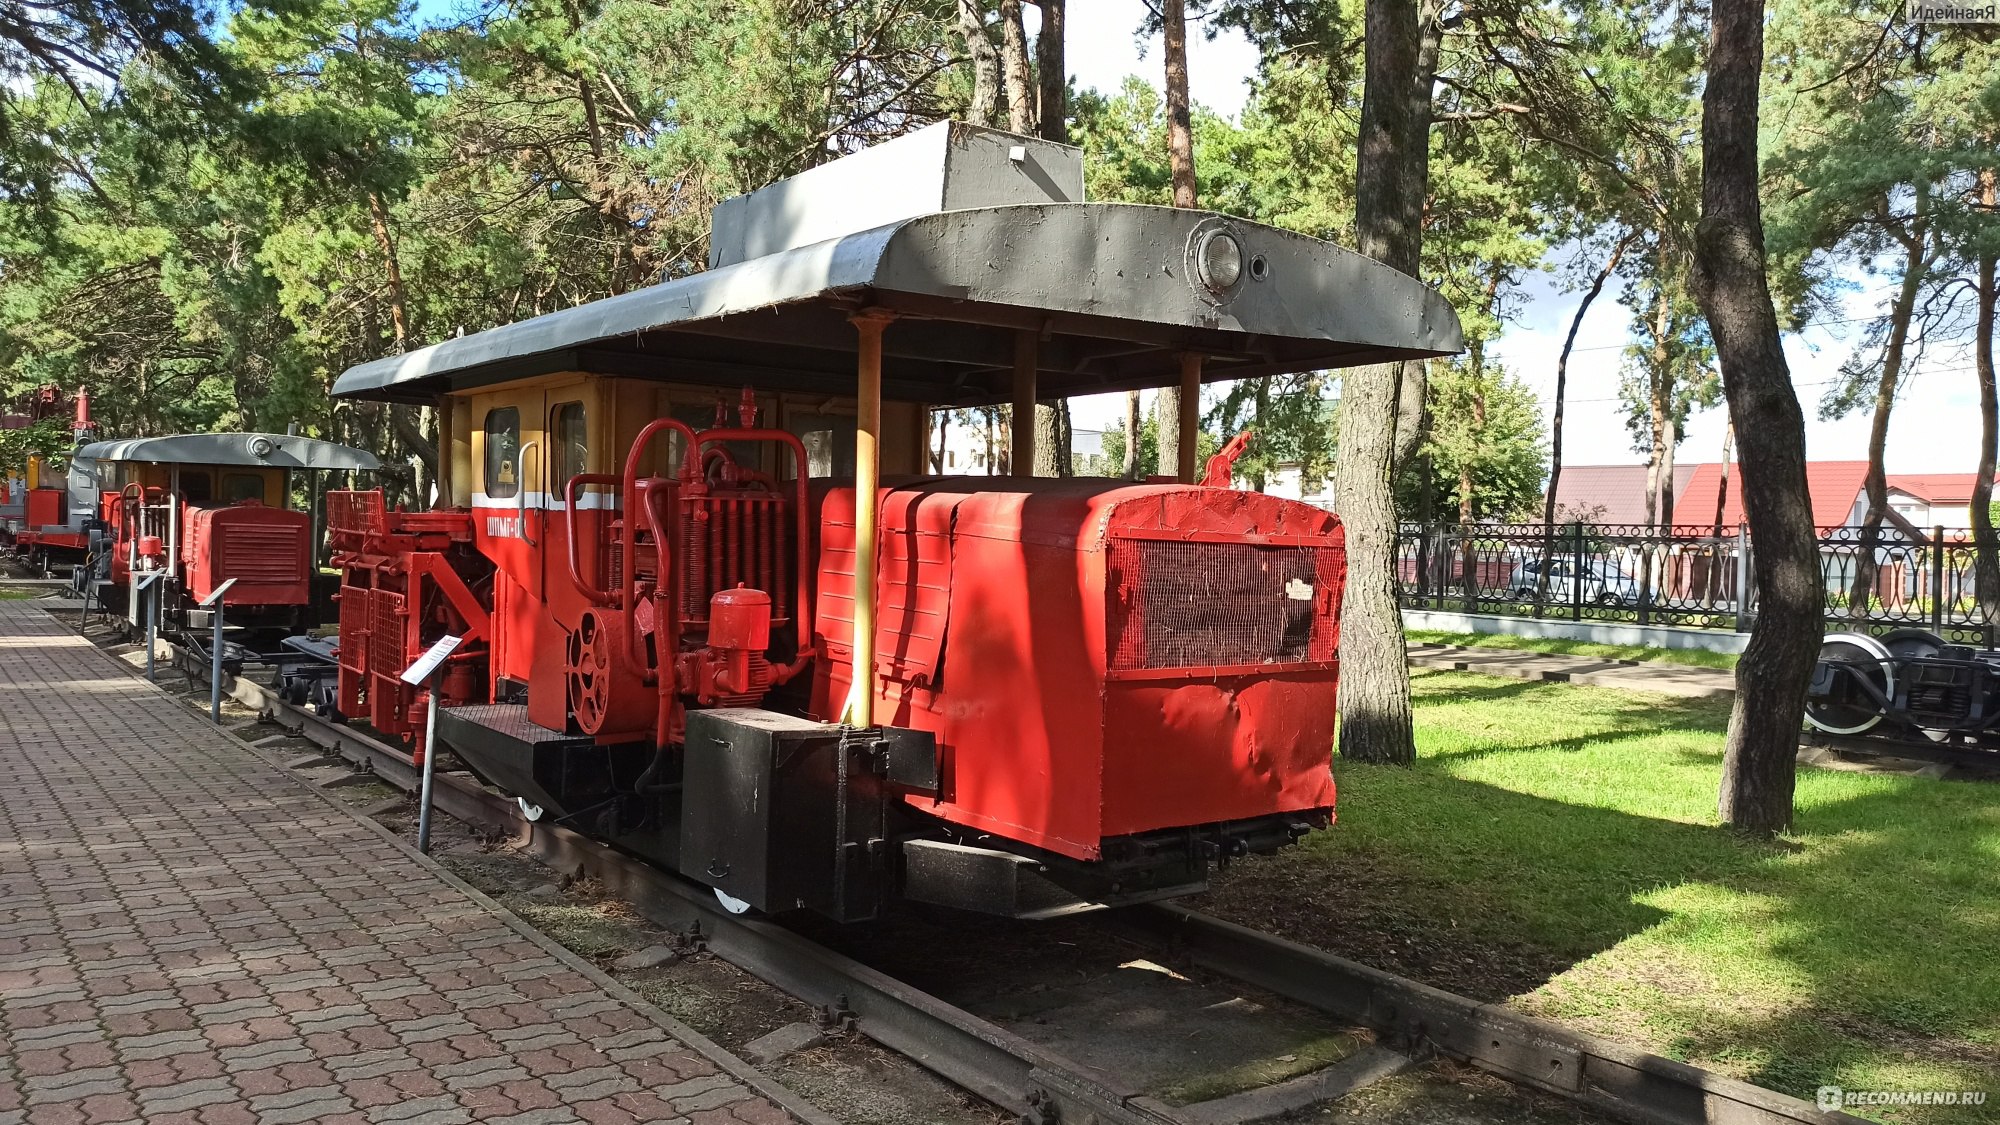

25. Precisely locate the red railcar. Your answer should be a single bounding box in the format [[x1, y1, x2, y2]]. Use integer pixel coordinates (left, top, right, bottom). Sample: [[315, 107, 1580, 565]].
[[326, 122, 1461, 921], [17, 432, 378, 630]]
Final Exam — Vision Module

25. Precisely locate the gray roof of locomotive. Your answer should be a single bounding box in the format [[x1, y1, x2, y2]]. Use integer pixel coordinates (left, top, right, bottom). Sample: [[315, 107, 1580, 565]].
[[330, 202, 1464, 407], [73, 433, 382, 472]]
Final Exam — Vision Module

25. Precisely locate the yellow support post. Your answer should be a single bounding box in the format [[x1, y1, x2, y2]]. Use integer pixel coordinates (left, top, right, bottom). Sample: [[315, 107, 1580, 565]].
[[844, 308, 896, 727], [1178, 352, 1203, 483]]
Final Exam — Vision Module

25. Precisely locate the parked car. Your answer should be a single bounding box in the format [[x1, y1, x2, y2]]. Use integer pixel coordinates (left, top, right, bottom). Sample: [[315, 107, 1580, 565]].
[[1510, 557, 1643, 605]]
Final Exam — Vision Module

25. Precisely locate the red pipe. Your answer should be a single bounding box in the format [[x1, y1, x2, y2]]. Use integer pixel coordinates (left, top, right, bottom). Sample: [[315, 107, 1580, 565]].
[[692, 428, 813, 642], [563, 472, 619, 607], [726, 497, 741, 594], [641, 480, 682, 746], [620, 418, 699, 683]]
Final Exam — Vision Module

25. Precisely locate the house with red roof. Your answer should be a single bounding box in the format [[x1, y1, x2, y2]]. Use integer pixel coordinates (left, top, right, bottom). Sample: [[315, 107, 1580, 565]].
[[1547, 461, 1995, 534], [1674, 460, 1874, 532], [1548, 464, 1696, 525], [1674, 462, 1996, 533], [1884, 473, 1995, 530]]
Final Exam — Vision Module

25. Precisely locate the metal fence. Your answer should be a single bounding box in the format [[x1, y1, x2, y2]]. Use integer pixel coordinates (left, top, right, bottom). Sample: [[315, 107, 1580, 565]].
[[1395, 521, 2000, 645]]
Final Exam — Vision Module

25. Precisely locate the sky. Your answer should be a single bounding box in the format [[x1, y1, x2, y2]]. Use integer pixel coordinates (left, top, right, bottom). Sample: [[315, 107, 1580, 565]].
[[1056, 1, 1983, 475]]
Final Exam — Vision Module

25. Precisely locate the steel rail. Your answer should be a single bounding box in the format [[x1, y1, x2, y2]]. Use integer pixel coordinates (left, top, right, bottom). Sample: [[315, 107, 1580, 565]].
[[181, 645, 1859, 1125], [1111, 906, 1856, 1125]]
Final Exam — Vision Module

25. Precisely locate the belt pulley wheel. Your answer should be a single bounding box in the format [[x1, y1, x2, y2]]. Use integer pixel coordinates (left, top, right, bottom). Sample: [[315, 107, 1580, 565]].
[[1805, 632, 1895, 735], [567, 609, 617, 735]]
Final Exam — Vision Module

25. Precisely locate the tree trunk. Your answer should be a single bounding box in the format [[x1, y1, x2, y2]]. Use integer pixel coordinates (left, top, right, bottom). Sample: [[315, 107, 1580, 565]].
[[1153, 0, 1197, 486], [955, 0, 1000, 127], [1333, 0, 1442, 764], [1645, 287, 1673, 531], [1033, 0, 1069, 458], [1162, 0, 1196, 210], [1703, 423, 1735, 603], [1973, 170, 1999, 623], [933, 411, 950, 472], [1849, 183, 1929, 618], [1713, 424, 1734, 538], [1158, 0, 1196, 460], [1539, 234, 1632, 612], [1248, 379, 1270, 491], [1389, 4, 1445, 468], [998, 0, 1037, 134], [1690, 0, 1820, 837], [1035, 0, 1066, 143], [1124, 390, 1142, 480], [1032, 404, 1063, 476], [366, 190, 410, 351], [1057, 399, 1074, 477], [366, 190, 438, 494]]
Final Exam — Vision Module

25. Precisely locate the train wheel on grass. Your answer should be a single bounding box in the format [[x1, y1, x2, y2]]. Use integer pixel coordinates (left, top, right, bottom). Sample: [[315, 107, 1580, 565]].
[[1804, 632, 1896, 735]]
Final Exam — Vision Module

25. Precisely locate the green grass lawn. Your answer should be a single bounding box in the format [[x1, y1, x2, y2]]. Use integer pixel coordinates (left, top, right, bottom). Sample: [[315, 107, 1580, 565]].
[[1198, 670, 2000, 1123], [1405, 627, 1741, 670]]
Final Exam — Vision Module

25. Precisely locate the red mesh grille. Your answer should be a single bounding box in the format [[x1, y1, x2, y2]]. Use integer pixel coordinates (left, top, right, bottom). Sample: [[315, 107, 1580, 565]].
[[368, 590, 405, 678], [337, 587, 370, 674], [327, 490, 385, 549], [367, 589, 407, 734], [218, 524, 306, 584], [1106, 538, 1342, 672]]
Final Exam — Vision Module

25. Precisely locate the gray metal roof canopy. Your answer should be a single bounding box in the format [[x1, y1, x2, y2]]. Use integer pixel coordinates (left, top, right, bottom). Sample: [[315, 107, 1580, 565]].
[[331, 203, 1464, 406], [75, 433, 383, 472]]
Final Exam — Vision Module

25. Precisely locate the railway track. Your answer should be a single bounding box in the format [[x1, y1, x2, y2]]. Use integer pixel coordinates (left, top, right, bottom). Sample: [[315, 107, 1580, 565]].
[[114, 621, 1855, 1125]]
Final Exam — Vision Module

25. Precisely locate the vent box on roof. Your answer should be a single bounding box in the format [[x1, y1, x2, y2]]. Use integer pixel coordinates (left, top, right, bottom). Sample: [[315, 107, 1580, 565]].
[[706, 120, 1085, 270]]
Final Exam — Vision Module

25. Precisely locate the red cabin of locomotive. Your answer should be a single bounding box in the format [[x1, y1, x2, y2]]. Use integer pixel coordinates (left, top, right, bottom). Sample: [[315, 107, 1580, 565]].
[[325, 121, 1461, 921], [28, 433, 379, 627]]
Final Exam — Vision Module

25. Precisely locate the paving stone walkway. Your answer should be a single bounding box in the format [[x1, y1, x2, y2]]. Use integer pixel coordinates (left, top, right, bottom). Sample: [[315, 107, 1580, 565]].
[[0, 602, 807, 1125], [1406, 642, 1735, 698]]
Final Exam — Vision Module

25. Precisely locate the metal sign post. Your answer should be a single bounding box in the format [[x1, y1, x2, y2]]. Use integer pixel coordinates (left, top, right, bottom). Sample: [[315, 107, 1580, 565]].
[[199, 579, 238, 723], [401, 634, 463, 855], [134, 573, 164, 682]]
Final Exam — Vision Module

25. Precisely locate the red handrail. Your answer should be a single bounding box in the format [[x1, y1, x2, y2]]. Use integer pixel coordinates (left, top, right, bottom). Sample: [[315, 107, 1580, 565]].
[[562, 472, 620, 607], [620, 418, 700, 683]]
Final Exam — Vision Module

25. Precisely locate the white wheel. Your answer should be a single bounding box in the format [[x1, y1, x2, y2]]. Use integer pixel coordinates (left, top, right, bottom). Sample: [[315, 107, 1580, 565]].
[[516, 797, 545, 822], [1805, 632, 1896, 735], [714, 888, 752, 915]]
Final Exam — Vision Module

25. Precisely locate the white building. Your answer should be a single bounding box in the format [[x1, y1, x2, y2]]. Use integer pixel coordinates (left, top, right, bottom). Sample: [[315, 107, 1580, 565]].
[[929, 412, 1108, 476]]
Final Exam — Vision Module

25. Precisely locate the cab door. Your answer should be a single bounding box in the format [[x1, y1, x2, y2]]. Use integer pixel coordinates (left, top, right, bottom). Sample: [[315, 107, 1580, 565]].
[[470, 387, 547, 687]]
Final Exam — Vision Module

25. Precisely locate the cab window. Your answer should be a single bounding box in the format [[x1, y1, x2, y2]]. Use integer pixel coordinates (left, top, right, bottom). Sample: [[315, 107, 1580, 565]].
[[788, 412, 855, 479], [178, 471, 213, 505], [485, 407, 521, 499], [551, 402, 587, 491], [222, 473, 266, 505]]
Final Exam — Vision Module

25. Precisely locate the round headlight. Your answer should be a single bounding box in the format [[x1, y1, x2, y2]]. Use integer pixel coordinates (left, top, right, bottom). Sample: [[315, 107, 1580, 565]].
[[1198, 231, 1244, 291]]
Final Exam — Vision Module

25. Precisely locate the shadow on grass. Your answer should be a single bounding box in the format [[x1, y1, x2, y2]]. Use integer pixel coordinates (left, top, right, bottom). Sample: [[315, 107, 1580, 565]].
[[1201, 672, 2000, 1116], [1198, 768, 1760, 1004], [1661, 782, 2000, 1103]]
